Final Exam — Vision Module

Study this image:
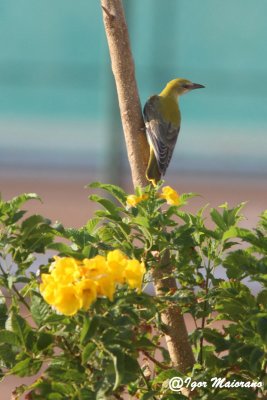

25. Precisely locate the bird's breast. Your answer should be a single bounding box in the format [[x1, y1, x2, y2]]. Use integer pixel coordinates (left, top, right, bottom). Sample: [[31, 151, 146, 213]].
[[158, 96, 180, 126]]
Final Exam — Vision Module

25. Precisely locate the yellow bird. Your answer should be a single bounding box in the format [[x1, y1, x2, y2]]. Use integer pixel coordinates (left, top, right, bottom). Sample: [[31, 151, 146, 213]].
[[144, 78, 205, 185]]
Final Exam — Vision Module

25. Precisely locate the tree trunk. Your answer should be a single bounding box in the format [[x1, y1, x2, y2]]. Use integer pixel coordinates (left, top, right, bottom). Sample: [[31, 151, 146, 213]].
[[100, 0, 195, 374], [100, 0, 149, 188]]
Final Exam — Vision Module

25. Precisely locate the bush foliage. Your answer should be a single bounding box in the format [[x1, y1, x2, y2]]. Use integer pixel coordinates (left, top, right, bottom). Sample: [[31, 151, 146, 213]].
[[0, 183, 266, 399]]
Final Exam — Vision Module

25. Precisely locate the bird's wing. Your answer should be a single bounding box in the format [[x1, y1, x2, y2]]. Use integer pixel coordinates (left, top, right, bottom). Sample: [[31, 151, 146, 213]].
[[143, 95, 180, 176]]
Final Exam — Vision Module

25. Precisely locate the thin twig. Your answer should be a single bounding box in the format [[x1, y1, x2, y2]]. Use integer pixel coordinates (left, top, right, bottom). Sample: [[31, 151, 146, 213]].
[[142, 350, 169, 370]]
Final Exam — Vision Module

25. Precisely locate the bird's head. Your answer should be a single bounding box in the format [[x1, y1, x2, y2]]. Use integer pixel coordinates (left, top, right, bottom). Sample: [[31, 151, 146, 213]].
[[162, 78, 205, 97]]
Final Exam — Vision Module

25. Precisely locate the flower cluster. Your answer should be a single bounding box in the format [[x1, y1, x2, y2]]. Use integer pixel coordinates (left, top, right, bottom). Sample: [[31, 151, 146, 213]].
[[40, 250, 146, 316], [126, 186, 180, 207]]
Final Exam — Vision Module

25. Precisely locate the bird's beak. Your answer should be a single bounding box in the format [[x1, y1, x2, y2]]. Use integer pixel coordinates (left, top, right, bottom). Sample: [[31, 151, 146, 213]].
[[190, 83, 205, 90]]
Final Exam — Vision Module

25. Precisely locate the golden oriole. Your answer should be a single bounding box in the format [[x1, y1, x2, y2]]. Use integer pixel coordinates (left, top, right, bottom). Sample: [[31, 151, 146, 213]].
[[144, 78, 205, 185]]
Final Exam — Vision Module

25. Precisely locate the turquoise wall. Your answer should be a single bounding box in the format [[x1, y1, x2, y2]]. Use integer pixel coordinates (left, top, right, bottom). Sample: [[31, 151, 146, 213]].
[[0, 0, 266, 175]]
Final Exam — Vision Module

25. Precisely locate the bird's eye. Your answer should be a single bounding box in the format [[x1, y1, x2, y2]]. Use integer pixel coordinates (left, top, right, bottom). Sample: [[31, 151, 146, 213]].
[[182, 83, 190, 89]]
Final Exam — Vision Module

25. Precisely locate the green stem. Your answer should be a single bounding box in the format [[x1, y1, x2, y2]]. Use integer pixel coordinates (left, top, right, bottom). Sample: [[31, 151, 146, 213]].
[[139, 363, 158, 400], [0, 263, 31, 311]]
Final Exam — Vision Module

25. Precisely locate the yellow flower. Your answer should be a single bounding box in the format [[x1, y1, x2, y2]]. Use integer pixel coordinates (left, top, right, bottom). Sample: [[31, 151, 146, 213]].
[[40, 253, 146, 316], [160, 186, 180, 206], [77, 279, 97, 310], [95, 275, 115, 301], [107, 249, 128, 284], [40, 274, 57, 305], [53, 285, 82, 316], [82, 255, 108, 278], [124, 260, 146, 292], [50, 257, 80, 284], [82, 255, 115, 300], [126, 194, 148, 207]]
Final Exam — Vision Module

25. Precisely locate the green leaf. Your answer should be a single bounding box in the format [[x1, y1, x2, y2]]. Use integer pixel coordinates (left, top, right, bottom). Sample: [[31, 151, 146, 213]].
[[179, 192, 199, 204], [152, 368, 181, 384], [257, 290, 267, 307], [82, 342, 96, 365], [89, 195, 121, 219], [88, 182, 126, 204], [36, 332, 54, 351], [0, 293, 7, 329], [48, 242, 77, 256], [257, 316, 267, 344], [48, 394, 64, 400], [222, 202, 246, 227], [0, 343, 16, 367], [122, 354, 140, 384], [51, 381, 73, 396], [134, 337, 156, 350], [0, 330, 20, 346], [21, 214, 51, 236], [108, 348, 125, 390], [10, 358, 42, 377], [132, 216, 150, 229], [11, 314, 31, 349], [249, 347, 264, 372], [31, 293, 51, 326], [210, 208, 227, 231], [222, 227, 238, 241], [202, 328, 229, 352], [43, 314, 68, 325], [141, 391, 159, 400], [9, 193, 41, 210], [86, 217, 101, 234], [80, 316, 99, 344], [223, 250, 253, 279]]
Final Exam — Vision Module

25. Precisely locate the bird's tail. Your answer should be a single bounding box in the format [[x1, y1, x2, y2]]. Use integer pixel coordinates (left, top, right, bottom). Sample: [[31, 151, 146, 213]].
[[146, 147, 161, 187]]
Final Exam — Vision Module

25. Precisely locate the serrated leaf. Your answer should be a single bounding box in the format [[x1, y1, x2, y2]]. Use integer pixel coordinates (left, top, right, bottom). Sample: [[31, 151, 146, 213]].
[[132, 216, 150, 228], [210, 208, 227, 231], [179, 192, 199, 204], [86, 218, 101, 234], [88, 182, 126, 204], [11, 314, 31, 348], [9, 193, 41, 210], [31, 293, 51, 326], [222, 227, 238, 241], [21, 214, 51, 236], [89, 195, 121, 220]]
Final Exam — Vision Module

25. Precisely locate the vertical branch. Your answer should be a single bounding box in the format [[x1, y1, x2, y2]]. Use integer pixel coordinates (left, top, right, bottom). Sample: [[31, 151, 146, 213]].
[[100, 0, 195, 374], [153, 252, 195, 372], [101, 0, 149, 188]]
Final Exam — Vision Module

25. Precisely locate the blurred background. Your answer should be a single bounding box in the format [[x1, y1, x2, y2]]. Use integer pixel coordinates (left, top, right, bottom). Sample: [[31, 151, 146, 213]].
[[0, 0, 266, 225], [0, 1, 267, 397]]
